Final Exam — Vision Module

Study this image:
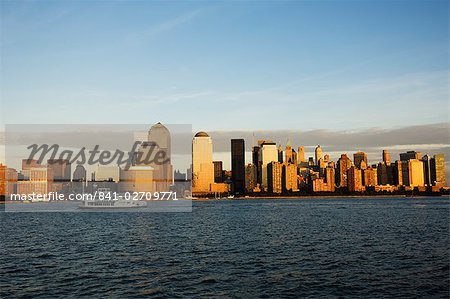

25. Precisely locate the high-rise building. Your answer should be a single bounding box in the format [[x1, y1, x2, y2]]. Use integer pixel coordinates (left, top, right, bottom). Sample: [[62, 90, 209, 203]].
[[0, 164, 6, 196], [146, 122, 173, 192], [325, 165, 335, 192], [282, 162, 298, 192], [408, 159, 424, 187], [192, 132, 214, 193], [363, 167, 378, 187], [261, 141, 277, 191], [315, 145, 323, 165], [47, 159, 71, 182], [22, 159, 42, 171], [245, 164, 257, 193], [377, 162, 394, 185], [252, 145, 262, 185], [297, 146, 305, 163], [336, 154, 352, 187], [267, 161, 282, 194], [347, 166, 363, 192], [213, 161, 223, 183], [382, 150, 391, 165], [285, 138, 293, 163], [393, 160, 403, 186], [399, 160, 410, 186], [400, 151, 422, 161], [431, 154, 446, 187], [324, 154, 330, 163], [422, 155, 433, 186], [353, 151, 367, 170], [73, 165, 87, 182], [278, 145, 283, 163], [231, 139, 245, 194]]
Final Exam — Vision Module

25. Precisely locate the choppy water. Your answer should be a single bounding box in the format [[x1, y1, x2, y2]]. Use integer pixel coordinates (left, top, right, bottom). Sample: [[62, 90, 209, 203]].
[[1, 197, 449, 298]]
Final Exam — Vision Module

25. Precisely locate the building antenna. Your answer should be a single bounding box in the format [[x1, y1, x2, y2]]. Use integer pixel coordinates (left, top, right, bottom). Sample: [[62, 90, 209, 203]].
[[252, 132, 255, 147]]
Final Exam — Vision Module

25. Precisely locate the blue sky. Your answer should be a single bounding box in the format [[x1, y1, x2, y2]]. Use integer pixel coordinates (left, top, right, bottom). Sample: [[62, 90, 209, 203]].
[[1, 0, 449, 132]]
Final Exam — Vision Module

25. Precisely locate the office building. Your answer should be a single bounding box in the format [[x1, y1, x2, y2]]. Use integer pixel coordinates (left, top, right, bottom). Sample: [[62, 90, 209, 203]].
[[315, 145, 323, 165], [231, 139, 245, 194], [353, 151, 367, 169], [192, 132, 214, 193], [213, 161, 223, 183], [336, 154, 352, 187], [267, 161, 282, 194]]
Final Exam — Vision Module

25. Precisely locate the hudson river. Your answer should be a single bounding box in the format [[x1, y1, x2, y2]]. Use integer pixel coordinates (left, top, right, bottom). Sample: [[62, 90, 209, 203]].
[[1, 197, 449, 298]]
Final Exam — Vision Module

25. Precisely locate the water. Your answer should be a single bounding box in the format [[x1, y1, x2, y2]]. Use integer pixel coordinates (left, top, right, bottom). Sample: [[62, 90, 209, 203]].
[[1, 197, 449, 298]]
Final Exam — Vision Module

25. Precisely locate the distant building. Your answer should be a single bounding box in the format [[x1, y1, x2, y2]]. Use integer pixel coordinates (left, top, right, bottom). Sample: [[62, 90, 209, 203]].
[[363, 167, 378, 187], [377, 162, 394, 185], [252, 145, 262, 185], [245, 163, 257, 193], [282, 162, 298, 192], [324, 154, 330, 163], [347, 166, 363, 192], [47, 159, 71, 182], [174, 170, 186, 181], [73, 165, 87, 182], [297, 146, 305, 164], [325, 165, 335, 192], [267, 161, 282, 194], [400, 151, 422, 161], [231, 139, 245, 195], [315, 145, 323, 165], [192, 132, 214, 193], [119, 166, 154, 193], [213, 161, 223, 183], [408, 159, 424, 187], [261, 141, 277, 191], [336, 154, 352, 187], [382, 150, 391, 165], [285, 139, 293, 163], [278, 145, 283, 163], [0, 164, 6, 196], [431, 154, 446, 187], [353, 151, 367, 170]]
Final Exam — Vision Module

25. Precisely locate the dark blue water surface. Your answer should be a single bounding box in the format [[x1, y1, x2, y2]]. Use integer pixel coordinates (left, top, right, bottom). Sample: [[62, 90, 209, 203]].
[[1, 197, 449, 298]]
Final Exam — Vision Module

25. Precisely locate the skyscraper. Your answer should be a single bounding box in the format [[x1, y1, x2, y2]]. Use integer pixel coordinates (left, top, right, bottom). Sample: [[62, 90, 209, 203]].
[[336, 154, 352, 187], [353, 151, 367, 170], [231, 139, 245, 195], [382, 150, 391, 165], [297, 146, 305, 163], [400, 151, 422, 161], [147, 122, 173, 192], [278, 145, 283, 163], [47, 159, 71, 182], [192, 132, 214, 193], [282, 162, 298, 192], [347, 166, 363, 192], [267, 161, 282, 194], [408, 159, 424, 187], [432, 154, 446, 187], [245, 164, 257, 193], [315, 145, 323, 165], [213, 161, 223, 183], [285, 138, 293, 163], [252, 145, 262, 185], [325, 165, 335, 192], [261, 141, 277, 190]]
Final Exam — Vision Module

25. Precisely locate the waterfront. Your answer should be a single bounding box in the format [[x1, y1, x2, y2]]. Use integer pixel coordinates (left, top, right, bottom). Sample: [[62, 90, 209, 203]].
[[1, 197, 449, 298]]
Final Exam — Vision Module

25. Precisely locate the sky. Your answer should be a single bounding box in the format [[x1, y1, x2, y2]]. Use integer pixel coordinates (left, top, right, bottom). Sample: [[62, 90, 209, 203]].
[[0, 0, 449, 173]]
